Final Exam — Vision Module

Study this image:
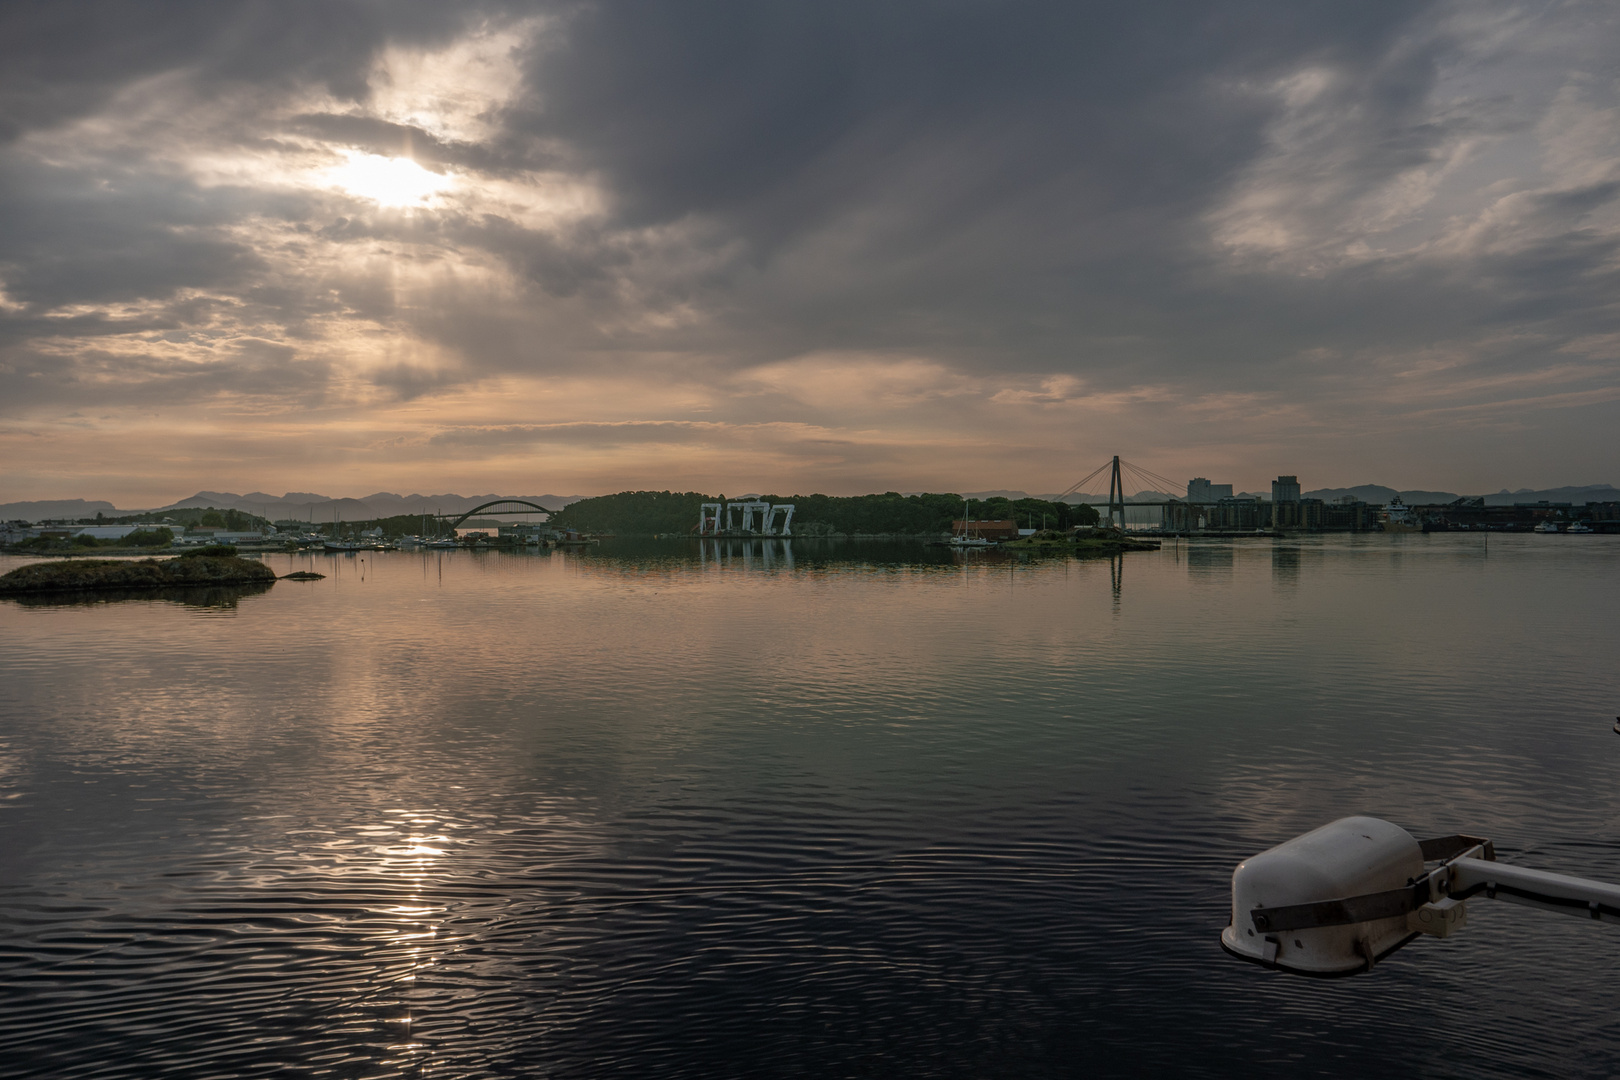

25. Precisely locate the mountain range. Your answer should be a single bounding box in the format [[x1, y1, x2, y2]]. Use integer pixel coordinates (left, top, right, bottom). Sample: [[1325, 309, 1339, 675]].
[[1013, 484, 1620, 506], [1, 491, 585, 522], [6, 483, 1618, 523]]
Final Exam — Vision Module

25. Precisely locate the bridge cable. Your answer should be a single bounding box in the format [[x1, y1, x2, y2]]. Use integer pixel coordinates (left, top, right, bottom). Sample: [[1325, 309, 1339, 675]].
[[1056, 461, 1115, 501]]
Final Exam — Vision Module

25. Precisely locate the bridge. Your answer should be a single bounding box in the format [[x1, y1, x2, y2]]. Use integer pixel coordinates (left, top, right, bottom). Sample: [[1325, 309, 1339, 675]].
[[1059, 456, 1187, 529], [439, 499, 556, 533]]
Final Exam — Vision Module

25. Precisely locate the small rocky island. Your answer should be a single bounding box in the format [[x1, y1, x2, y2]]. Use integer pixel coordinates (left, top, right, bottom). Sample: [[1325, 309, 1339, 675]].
[[0, 550, 278, 594]]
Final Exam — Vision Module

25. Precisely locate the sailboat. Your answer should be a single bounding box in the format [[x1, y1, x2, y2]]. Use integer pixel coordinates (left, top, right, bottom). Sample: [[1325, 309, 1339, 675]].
[[323, 506, 363, 551], [946, 497, 995, 547], [422, 508, 460, 548]]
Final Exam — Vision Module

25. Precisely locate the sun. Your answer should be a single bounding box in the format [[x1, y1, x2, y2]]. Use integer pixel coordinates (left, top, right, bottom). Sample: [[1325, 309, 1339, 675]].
[[325, 151, 455, 207]]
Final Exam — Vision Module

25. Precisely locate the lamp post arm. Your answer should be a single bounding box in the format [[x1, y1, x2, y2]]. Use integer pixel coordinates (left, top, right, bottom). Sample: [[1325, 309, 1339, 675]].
[[1451, 857, 1620, 925]]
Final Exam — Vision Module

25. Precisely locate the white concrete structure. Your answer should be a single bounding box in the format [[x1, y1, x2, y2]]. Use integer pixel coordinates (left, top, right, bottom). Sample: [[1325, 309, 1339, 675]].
[[726, 501, 771, 533], [697, 500, 797, 536], [698, 503, 723, 535]]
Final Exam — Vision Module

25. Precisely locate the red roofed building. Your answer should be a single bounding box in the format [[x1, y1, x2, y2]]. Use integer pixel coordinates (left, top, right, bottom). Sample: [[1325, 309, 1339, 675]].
[[951, 519, 1020, 541]]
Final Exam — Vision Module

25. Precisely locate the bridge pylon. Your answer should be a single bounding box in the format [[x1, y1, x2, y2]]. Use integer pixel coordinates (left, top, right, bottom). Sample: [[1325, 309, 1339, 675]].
[[1108, 455, 1124, 531]]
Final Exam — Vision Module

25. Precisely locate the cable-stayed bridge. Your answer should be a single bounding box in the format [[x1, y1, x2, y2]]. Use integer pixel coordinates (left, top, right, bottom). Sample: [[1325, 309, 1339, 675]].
[[1060, 456, 1187, 529]]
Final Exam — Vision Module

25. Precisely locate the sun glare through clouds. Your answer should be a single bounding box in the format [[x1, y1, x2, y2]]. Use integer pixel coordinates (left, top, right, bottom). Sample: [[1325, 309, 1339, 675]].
[[325, 152, 455, 207]]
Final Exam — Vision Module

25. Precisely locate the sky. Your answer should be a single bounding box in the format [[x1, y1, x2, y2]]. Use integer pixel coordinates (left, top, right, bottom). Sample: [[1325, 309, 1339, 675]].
[[2, 0, 1618, 505]]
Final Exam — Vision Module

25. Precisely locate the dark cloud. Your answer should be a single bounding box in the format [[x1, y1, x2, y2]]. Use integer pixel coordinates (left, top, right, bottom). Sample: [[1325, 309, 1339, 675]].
[[0, 1, 484, 142], [0, 337, 333, 415], [1, 0, 1617, 496], [517, 1, 1424, 227], [491, 0, 1612, 389], [0, 161, 268, 309]]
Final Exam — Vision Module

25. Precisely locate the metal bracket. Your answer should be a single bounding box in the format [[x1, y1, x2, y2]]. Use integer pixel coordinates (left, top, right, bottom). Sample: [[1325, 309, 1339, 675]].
[[1252, 881, 1426, 933], [1419, 834, 1495, 862], [1251, 835, 1494, 933]]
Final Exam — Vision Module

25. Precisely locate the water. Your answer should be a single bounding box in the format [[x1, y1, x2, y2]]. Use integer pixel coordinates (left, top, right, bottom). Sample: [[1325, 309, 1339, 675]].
[[1, 535, 1617, 1078]]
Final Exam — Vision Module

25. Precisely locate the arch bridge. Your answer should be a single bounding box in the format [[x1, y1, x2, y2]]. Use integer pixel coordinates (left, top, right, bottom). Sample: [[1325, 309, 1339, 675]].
[[440, 500, 556, 533]]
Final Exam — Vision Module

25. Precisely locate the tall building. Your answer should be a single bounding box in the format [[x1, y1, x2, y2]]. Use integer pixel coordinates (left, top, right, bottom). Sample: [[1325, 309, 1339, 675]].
[[1213, 497, 1262, 530], [1187, 477, 1234, 503], [1270, 476, 1302, 529]]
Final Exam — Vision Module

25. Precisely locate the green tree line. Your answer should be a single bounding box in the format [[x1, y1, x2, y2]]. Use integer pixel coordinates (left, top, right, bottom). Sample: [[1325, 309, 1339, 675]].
[[549, 491, 1098, 536]]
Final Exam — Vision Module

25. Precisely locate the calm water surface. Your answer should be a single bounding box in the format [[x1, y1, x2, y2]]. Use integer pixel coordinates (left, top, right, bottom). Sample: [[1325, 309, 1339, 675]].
[[1, 536, 1617, 1078]]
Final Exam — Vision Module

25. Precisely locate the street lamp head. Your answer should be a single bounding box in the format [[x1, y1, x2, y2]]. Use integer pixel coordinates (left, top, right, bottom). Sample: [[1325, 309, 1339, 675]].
[[1221, 816, 1429, 975], [1223, 816, 1619, 976]]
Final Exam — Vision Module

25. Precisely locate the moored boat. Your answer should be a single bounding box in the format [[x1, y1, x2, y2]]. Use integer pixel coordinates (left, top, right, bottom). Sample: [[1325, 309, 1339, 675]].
[[945, 496, 997, 547], [1380, 496, 1420, 533]]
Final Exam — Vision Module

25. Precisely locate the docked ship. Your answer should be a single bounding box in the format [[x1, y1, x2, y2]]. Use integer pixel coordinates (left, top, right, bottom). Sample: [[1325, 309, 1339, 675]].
[[1380, 496, 1421, 533]]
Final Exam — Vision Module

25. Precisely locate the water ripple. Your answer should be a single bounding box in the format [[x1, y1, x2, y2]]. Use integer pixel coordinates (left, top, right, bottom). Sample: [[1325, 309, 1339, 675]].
[[1, 537, 1618, 1077]]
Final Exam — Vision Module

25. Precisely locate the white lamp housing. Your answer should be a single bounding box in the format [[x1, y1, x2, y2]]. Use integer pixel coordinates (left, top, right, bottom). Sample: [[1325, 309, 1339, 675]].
[[1221, 816, 1427, 975], [1223, 815, 1620, 976]]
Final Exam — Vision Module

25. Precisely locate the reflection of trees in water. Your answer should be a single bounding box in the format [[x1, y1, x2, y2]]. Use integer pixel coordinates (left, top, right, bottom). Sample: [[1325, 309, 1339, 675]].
[[4, 582, 273, 609]]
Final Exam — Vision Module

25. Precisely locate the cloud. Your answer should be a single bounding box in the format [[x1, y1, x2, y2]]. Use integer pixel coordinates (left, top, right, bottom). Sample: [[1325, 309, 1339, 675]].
[[0, 0, 1618, 505]]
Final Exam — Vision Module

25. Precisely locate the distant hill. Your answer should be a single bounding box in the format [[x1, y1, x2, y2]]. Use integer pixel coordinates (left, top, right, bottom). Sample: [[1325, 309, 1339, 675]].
[[1302, 484, 1619, 506], [153, 491, 586, 521], [3, 492, 587, 522], [1053, 490, 1177, 504], [0, 498, 125, 520], [1053, 482, 1619, 506], [9, 481, 1615, 523], [1304, 486, 1463, 505], [1483, 484, 1620, 506]]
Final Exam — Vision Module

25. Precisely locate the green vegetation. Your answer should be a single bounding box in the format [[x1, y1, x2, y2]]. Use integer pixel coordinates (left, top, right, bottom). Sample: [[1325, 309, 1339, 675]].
[[12, 527, 177, 553], [122, 528, 174, 546], [11, 529, 168, 553], [283, 513, 461, 539], [770, 493, 973, 535], [548, 491, 710, 534], [0, 554, 277, 594], [548, 491, 1100, 536]]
